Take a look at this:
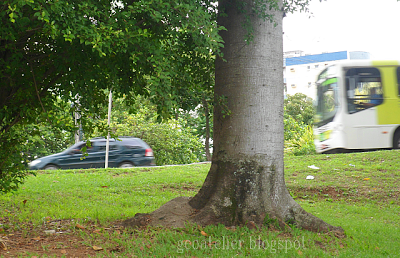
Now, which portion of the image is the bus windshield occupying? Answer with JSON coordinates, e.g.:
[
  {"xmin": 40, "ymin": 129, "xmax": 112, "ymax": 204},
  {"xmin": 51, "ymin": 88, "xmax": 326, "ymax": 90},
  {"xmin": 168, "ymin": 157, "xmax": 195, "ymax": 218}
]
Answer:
[{"xmin": 315, "ymin": 77, "xmax": 339, "ymax": 127}]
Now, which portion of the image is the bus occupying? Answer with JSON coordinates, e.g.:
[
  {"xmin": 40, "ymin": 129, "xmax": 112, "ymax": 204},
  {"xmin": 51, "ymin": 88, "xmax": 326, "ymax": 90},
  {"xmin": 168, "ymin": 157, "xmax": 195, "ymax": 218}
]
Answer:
[{"xmin": 314, "ymin": 60, "xmax": 400, "ymax": 153}]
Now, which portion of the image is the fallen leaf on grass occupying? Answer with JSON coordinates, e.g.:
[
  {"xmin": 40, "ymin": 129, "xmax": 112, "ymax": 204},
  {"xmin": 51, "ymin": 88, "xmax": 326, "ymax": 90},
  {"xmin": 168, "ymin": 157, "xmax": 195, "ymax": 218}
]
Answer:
[
  {"xmin": 32, "ymin": 236, "xmax": 41, "ymax": 241},
  {"xmin": 334, "ymin": 232, "xmax": 346, "ymax": 238},
  {"xmin": 101, "ymin": 186, "xmax": 108, "ymax": 188},
  {"xmin": 363, "ymin": 178, "xmax": 370, "ymax": 181},
  {"xmin": 0, "ymin": 240, "xmax": 7, "ymax": 251},
  {"xmin": 22, "ymin": 200, "xmax": 27, "ymax": 205},
  {"xmin": 75, "ymin": 224, "xmax": 86, "ymax": 229},
  {"xmin": 225, "ymin": 226, "xmax": 236, "ymax": 231},
  {"xmin": 246, "ymin": 221, "xmax": 257, "ymax": 230},
  {"xmin": 60, "ymin": 250, "xmax": 67, "ymax": 254},
  {"xmin": 93, "ymin": 246, "xmax": 103, "ymax": 251},
  {"xmin": 200, "ymin": 231, "xmax": 208, "ymax": 237}
]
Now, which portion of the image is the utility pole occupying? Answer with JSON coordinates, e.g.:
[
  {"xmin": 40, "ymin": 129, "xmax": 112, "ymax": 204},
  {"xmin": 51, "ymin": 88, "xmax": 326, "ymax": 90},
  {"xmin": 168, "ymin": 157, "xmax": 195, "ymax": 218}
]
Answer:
[{"xmin": 105, "ymin": 89, "xmax": 112, "ymax": 168}]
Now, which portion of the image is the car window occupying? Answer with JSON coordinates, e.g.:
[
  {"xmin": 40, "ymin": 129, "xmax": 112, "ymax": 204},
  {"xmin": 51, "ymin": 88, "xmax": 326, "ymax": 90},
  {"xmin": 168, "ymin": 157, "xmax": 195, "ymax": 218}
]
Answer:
[
  {"xmin": 70, "ymin": 142, "xmax": 95, "ymax": 153},
  {"xmin": 122, "ymin": 139, "xmax": 148, "ymax": 149},
  {"xmin": 124, "ymin": 145, "xmax": 142, "ymax": 149},
  {"xmin": 84, "ymin": 137, "xmax": 150, "ymax": 152},
  {"xmin": 97, "ymin": 144, "xmax": 118, "ymax": 151}
]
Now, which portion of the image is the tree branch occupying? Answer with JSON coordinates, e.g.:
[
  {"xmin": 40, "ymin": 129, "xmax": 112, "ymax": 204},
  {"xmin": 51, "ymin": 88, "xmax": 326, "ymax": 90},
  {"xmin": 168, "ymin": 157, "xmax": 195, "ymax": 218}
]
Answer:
[{"xmin": 30, "ymin": 63, "xmax": 46, "ymax": 112}]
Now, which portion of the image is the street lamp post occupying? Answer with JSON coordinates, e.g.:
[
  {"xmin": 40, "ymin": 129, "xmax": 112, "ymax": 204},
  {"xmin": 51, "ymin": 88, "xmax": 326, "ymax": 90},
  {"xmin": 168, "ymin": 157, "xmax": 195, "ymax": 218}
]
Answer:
[{"xmin": 105, "ymin": 89, "xmax": 112, "ymax": 168}]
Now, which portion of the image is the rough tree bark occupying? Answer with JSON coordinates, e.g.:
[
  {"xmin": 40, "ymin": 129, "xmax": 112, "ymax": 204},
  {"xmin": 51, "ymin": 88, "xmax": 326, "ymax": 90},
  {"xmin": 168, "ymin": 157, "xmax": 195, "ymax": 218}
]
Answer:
[{"xmin": 123, "ymin": 0, "xmax": 344, "ymax": 234}]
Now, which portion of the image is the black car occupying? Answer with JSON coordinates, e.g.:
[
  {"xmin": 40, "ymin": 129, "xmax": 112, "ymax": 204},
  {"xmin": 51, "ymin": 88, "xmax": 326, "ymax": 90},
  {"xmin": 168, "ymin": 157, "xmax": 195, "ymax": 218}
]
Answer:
[{"xmin": 28, "ymin": 137, "xmax": 155, "ymax": 170}]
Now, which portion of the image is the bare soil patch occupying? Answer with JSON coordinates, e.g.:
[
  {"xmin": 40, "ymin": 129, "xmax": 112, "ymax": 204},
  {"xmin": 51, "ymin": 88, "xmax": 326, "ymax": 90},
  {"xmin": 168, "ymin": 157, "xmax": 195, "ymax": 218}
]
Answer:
[
  {"xmin": 289, "ymin": 185, "xmax": 400, "ymax": 204},
  {"xmin": 1, "ymin": 219, "xmax": 123, "ymax": 257}
]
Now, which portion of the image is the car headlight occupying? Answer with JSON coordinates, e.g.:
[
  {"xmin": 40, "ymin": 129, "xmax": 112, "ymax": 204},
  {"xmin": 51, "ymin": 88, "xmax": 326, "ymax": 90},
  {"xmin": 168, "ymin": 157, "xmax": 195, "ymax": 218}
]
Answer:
[{"xmin": 29, "ymin": 159, "xmax": 42, "ymax": 166}]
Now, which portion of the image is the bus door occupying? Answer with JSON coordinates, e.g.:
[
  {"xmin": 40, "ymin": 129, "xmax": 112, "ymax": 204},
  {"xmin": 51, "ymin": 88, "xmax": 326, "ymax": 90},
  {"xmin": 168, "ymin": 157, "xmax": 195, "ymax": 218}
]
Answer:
[
  {"xmin": 344, "ymin": 67, "xmax": 386, "ymax": 149},
  {"xmin": 373, "ymin": 65, "xmax": 400, "ymax": 146}
]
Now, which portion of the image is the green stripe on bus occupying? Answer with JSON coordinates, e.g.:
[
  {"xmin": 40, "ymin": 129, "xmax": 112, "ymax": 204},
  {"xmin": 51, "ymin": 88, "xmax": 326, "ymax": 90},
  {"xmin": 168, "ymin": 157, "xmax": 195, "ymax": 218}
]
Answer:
[{"xmin": 322, "ymin": 78, "xmax": 337, "ymax": 86}]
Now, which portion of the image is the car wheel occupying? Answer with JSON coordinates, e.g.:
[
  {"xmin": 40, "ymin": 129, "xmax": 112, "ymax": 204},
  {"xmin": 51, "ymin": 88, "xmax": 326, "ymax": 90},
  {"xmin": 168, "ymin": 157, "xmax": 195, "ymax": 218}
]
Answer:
[
  {"xmin": 119, "ymin": 162, "xmax": 134, "ymax": 168},
  {"xmin": 43, "ymin": 164, "xmax": 59, "ymax": 170},
  {"xmin": 393, "ymin": 131, "xmax": 400, "ymax": 149}
]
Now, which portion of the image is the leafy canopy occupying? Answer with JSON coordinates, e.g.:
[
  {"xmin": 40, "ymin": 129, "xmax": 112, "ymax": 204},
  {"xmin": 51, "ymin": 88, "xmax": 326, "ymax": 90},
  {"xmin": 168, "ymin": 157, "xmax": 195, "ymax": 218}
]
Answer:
[{"xmin": 0, "ymin": 0, "xmax": 222, "ymax": 192}]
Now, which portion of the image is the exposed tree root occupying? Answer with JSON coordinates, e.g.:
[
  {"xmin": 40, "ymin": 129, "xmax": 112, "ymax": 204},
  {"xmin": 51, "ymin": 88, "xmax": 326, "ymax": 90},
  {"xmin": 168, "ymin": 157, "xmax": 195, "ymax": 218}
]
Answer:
[
  {"xmin": 122, "ymin": 197, "xmax": 194, "ymax": 228},
  {"xmin": 289, "ymin": 204, "xmax": 344, "ymax": 235},
  {"xmin": 122, "ymin": 196, "xmax": 345, "ymax": 237}
]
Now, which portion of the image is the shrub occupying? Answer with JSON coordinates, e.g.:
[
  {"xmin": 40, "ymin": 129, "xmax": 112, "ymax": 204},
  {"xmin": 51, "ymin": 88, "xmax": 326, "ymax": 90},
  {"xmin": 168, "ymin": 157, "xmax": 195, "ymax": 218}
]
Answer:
[
  {"xmin": 284, "ymin": 108, "xmax": 304, "ymax": 141},
  {"xmin": 284, "ymin": 93, "xmax": 316, "ymax": 155},
  {"xmin": 111, "ymin": 105, "xmax": 205, "ymax": 166},
  {"xmin": 285, "ymin": 125, "xmax": 316, "ymax": 156}
]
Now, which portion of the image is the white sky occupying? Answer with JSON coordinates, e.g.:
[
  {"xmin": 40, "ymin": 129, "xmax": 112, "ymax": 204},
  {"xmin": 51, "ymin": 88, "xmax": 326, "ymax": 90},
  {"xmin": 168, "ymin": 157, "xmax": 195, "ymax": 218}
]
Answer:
[{"xmin": 283, "ymin": 0, "xmax": 400, "ymax": 59}]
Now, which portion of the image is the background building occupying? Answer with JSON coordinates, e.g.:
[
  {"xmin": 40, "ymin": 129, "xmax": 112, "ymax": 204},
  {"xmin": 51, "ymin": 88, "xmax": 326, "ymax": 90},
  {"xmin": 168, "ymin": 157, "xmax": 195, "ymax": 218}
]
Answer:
[{"xmin": 284, "ymin": 50, "xmax": 370, "ymax": 99}]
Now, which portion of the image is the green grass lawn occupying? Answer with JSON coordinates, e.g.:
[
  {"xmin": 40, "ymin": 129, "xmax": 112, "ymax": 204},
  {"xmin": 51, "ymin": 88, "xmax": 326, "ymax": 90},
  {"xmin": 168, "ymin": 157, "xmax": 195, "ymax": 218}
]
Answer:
[{"xmin": 1, "ymin": 150, "xmax": 400, "ymax": 257}]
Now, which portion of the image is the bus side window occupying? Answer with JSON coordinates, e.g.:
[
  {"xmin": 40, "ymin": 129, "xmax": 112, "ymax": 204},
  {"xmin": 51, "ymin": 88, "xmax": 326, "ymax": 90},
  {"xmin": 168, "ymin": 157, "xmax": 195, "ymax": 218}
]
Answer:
[
  {"xmin": 345, "ymin": 67, "xmax": 383, "ymax": 113},
  {"xmin": 346, "ymin": 77, "xmax": 357, "ymax": 113},
  {"xmin": 397, "ymin": 67, "xmax": 400, "ymax": 96}
]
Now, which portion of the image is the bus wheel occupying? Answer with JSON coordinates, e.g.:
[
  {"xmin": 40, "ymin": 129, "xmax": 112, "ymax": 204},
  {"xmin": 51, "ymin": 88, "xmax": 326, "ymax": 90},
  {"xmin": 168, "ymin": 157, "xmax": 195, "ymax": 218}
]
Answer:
[{"xmin": 393, "ymin": 131, "xmax": 400, "ymax": 149}]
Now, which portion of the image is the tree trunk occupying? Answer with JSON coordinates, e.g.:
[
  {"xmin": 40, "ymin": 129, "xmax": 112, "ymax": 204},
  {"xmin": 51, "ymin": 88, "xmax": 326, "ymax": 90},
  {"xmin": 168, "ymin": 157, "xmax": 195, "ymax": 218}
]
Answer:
[
  {"xmin": 188, "ymin": 0, "xmax": 343, "ymax": 233},
  {"xmin": 123, "ymin": 0, "xmax": 343, "ymax": 234}
]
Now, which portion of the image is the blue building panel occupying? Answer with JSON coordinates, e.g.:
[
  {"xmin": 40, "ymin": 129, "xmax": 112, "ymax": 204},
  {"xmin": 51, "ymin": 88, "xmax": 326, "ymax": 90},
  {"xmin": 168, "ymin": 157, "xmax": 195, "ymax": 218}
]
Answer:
[{"xmin": 285, "ymin": 51, "xmax": 348, "ymax": 66}]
